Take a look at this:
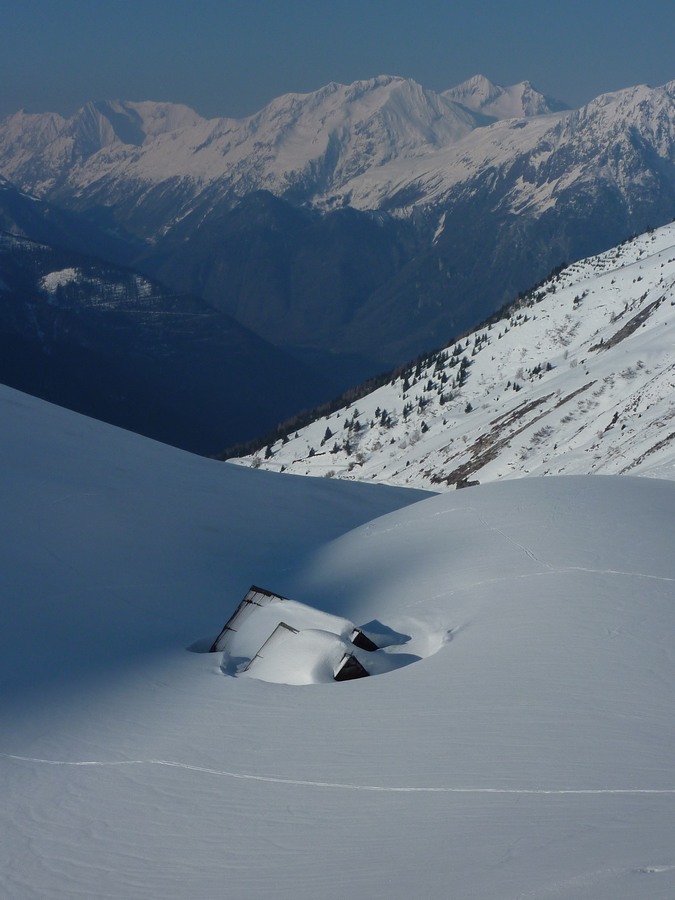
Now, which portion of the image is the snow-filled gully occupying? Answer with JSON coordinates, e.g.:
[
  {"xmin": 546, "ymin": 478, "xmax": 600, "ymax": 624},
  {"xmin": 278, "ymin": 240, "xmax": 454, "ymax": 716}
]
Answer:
[{"xmin": 4, "ymin": 754, "xmax": 675, "ymax": 795}]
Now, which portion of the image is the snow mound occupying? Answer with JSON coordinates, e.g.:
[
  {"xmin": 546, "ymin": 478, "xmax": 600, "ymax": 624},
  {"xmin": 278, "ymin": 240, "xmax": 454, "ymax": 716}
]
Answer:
[{"xmin": 242, "ymin": 626, "xmax": 361, "ymax": 685}]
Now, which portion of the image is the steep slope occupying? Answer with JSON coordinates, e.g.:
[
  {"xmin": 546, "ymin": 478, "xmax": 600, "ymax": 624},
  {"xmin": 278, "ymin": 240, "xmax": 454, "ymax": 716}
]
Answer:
[
  {"xmin": 1, "ymin": 385, "xmax": 674, "ymax": 899},
  {"xmin": 231, "ymin": 223, "xmax": 675, "ymax": 486},
  {"xmin": 0, "ymin": 231, "xmax": 336, "ymax": 454}
]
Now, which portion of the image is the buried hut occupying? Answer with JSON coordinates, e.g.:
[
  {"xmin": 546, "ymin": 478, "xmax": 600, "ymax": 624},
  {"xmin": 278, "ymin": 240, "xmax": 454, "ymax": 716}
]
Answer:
[{"xmin": 210, "ymin": 585, "xmax": 377, "ymax": 682}]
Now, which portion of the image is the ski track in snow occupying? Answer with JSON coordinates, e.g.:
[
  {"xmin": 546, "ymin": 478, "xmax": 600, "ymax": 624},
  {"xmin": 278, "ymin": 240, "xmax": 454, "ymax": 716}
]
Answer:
[
  {"xmin": 473, "ymin": 509, "xmax": 555, "ymax": 570},
  {"xmin": 472, "ymin": 507, "xmax": 675, "ymax": 584},
  {"xmin": 3, "ymin": 754, "xmax": 675, "ymax": 795}
]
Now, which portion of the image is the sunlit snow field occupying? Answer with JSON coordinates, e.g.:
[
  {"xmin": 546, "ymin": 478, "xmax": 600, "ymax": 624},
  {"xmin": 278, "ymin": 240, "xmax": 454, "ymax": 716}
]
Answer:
[{"xmin": 1, "ymin": 383, "xmax": 675, "ymax": 899}]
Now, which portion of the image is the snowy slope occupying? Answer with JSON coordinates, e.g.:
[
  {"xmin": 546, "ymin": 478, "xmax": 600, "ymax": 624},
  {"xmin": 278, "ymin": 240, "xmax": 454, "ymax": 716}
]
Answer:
[
  {"xmin": 232, "ymin": 223, "xmax": 675, "ymax": 488},
  {"xmin": 1, "ymin": 384, "xmax": 674, "ymax": 899}
]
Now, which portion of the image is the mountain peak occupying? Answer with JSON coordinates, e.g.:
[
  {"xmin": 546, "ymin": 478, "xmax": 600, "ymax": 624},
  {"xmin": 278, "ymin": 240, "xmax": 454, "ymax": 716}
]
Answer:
[
  {"xmin": 444, "ymin": 75, "xmax": 568, "ymax": 120},
  {"xmin": 451, "ymin": 74, "xmax": 500, "ymax": 98},
  {"xmin": 72, "ymin": 98, "xmax": 205, "ymax": 149}
]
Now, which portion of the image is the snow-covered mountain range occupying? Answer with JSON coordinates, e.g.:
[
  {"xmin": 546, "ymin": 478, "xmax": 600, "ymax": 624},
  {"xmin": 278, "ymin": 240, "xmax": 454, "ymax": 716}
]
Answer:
[
  {"xmin": 0, "ymin": 75, "xmax": 560, "ymax": 233},
  {"xmin": 0, "ymin": 74, "xmax": 668, "ymax": 235},
  {"xmin": 2, "ymin": 74, "xmax": 675, "ymax": 375},
  {"xmin": 231, "ymin": 222, "xmax": 675, "ymax": 487}
]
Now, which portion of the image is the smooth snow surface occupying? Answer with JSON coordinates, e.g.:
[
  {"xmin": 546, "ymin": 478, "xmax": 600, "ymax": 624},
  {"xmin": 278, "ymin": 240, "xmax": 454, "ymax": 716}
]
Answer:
[{"xmin": 1, "ymin": 384, "xmax": 674, "ymax": 899}]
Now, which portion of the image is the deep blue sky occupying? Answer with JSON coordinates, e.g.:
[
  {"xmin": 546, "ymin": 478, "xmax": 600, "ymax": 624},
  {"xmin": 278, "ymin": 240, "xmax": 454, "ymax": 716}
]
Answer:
[{"xmin": 2, "ymin": 0, "xmax": 674, "ymax": 121}]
